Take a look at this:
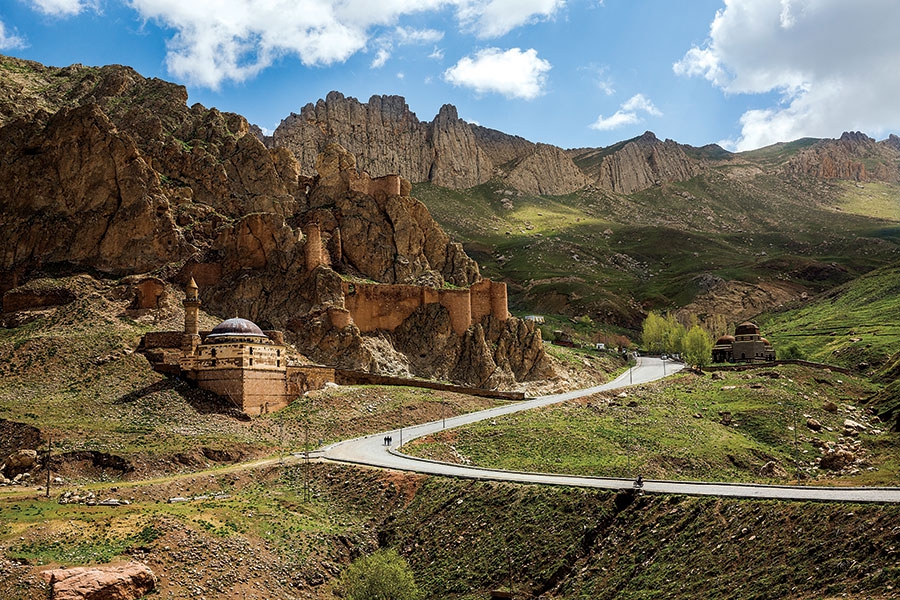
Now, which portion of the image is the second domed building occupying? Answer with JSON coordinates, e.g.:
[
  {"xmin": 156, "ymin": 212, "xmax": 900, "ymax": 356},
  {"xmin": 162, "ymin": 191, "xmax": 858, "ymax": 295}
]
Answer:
[{"xmin": 712, "ymin": 322, "xmax": 775, "ymax": 363}]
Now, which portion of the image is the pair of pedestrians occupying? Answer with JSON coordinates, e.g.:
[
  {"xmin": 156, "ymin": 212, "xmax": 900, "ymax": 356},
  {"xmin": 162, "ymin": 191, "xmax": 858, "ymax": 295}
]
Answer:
[{"xmin": 382, "ymin": 435, "xmax": 393, "ymax": 446}]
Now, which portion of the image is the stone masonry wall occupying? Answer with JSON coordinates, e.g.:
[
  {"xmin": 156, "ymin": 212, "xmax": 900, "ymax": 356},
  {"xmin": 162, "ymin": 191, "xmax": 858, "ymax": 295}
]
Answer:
[
  {"xmin": 195, "ymin": 368, "xmax": 289, "ymax": 415},
  {"xmin": 340, "ymin": 279, "xmax": 508, "ymax": 336}
]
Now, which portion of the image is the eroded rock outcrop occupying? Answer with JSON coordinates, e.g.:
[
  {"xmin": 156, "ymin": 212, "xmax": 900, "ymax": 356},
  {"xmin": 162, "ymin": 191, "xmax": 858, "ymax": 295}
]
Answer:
[
  {"xmin": 42, "ymin": 562, "xmax": 156, "ymax": 600},
  {"xmin": 572, "ymin": 131, "xmax": 703, "ymax": 194},
  {"xmin": 784, "ymin": 131, "xmax": 900, "ymax": 182},
  {"xmin": 0, "ymin": 55, "xmax": 552, "ymax": 388},
  {"xmin": 272, "ymin": 91, "xmax": 587, "ymax": 195}
]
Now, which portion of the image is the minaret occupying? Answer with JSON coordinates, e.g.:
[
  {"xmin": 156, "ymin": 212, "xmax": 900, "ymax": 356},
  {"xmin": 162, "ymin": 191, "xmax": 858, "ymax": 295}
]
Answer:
[{"xmin": 182, "ymin": 278, "xmax": 201, "ymax": 355}]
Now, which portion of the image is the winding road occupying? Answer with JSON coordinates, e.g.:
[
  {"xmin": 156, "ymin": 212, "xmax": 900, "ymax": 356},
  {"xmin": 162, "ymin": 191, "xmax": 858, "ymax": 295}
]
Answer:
[{"xmin": 323, "ymin": 357, "xmax": 900, "ymax": 504}]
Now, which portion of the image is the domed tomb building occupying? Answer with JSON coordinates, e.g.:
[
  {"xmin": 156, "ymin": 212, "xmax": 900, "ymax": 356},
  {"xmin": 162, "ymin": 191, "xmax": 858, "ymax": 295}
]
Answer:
[
  {"xmin": 141, "ymin": 279, "xmax": 334, "ymax": 415},
  {"xmin": 712, "ymin": 322, "xmax": 775, "ymax": 363}
]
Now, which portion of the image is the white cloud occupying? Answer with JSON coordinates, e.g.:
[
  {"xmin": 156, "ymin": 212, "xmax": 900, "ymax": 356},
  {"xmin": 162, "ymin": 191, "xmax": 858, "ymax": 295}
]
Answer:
[
  {"xmin": 393, "ymin": 26, "xmax": 443, "ymax": 45},
  {"xmin": 28, "ymin": 0, "xmax": 98, "ymax": 16},
  {"xmin": 675, "ymin": 0, "xmax": 900, "ymax": 150},
  {"xmin": 123, "ymin": 0, "xmax": 564, "ymax": 89},
  {"xmin": 371, "ymin": 48, "xmax": 391, "ymax": 68},
  {"xmin": 456, "ymin": 0, "xmax": 566, "ymax": 38},
  {"xmin": 622, "ymin": 93, "xmax": 661, "ymax": 116},
  {"xmin": 429, "ymin": 46, "xmax": 445, "ymax": 60},
  {"xmin": 590, "ymin": 93, "xmax": 661, "ymax": 131},
  {"xmin": 443, "ymin": 47, "xmax": 551, "ymax": 100},
  {"xmin": 590, "ymin": 111, "xmax": 640, "ymax": 131},
  {"xmin": 0, "ymin": 21, "xmax": 26, "ymax": 49}
]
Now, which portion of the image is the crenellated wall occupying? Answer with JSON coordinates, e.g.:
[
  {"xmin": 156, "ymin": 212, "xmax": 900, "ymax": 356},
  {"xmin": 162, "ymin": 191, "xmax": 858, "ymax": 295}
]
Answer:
[{"xmin": 340, "ymin": 279, "xmax": 508, "ymax": 336}]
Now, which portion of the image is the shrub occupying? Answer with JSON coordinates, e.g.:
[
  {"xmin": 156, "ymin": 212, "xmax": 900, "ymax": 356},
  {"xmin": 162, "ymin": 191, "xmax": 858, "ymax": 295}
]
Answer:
[{"xmin": 339, "ymin": 548, "xmax": 422, "ymax": 600}]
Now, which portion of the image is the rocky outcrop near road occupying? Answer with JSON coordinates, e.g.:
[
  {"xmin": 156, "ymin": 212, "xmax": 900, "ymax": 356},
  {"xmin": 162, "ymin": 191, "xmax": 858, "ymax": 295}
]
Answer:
[{"xmin": 0, "ymin": 55, "xmax": 548, "ymax": 387}]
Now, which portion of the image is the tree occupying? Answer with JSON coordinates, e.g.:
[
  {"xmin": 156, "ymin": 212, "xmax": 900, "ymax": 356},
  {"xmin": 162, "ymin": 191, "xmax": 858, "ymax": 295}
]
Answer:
[
  {"xmin": 663, "ymin": 312, "xmax": 687, "ymax": 355},
  {"xmin": 641, "ymin": 311, "xmax": 667, "ymax": 354},
  {"xmin": 683, "ymin": 325, "xmax": 713, "ymax": 371},
  {"xmin": 339, "ymin": 548, "xmax": 422, "ymax": 600}
]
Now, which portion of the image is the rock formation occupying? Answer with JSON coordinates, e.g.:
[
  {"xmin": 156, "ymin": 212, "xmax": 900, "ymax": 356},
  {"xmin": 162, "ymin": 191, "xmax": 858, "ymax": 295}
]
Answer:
[
  {"xmin": 0, "ymin": 55, "xmax": 551, "ymax": 388},
  {"xmin": 271, "ymin": 91, "xmax": 588, "ymax": 196},
  {"xmin": 784, "ymin": 131, "xmax": 900, "ymax": 183},
  {"xmin": 571, "ymin": 131, "xmax": 704, "ymax": 194},
  {"xmin": 42, "ymin": 562, "xmax": 156, "ymax": 600}
]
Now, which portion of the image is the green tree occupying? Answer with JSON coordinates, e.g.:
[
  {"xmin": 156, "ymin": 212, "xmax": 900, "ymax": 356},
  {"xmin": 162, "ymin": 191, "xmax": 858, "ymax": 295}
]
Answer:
[
  {"xmin": 663, "ymin": 312, "xmax": 687, "ymax": 355},
  {"xmin": 641, "ymin": 311, "xmax": 667, "ymax": 354},
  {"xmin": 339, "ymin": 548, "xmax": 422, "ymax": 600},
  {"xmin": 683, "ymin": 325, "xmax": 713, "ymax": 371}
]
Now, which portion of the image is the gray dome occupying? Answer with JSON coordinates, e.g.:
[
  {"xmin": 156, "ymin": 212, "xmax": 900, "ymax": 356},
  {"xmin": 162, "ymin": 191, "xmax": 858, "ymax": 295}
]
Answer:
[{"xmin": 206, "ymin": 317, "xmax": 268, "ymax": 342}]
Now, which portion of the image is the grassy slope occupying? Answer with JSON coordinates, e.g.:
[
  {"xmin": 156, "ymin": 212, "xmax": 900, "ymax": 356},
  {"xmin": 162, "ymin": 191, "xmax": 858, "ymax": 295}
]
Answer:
[
  {"xmin": 2, "ymin": 282, "xmax": 899, "ymax": 598},
  {"xmin": 414, "ymin": 165, "xmax": 900, "ymax": 335},
  {"xmin": 407, "ymin": 365, "xmax": 898, "ymax": 486},
  {"xmin": 4, "ymin": 465, "xmax": 899, "ymax": 600},
  {"xmin": 759, "ymin": 261, "xmax": 900, "ymax": 371}
]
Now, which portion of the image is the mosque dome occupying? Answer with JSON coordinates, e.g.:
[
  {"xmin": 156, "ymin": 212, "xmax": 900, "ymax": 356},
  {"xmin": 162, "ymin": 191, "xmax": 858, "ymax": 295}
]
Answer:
[
  {"xmin": 715, "ymin": 335, "xmax": 735, "ymax": 345},
  {"xmin": 734, "ymin": 322, "xmax": 760, "ymax": 336},
  {"xmin": 206, "ymin": 317, "xmax": 268, "ymax": 342}
]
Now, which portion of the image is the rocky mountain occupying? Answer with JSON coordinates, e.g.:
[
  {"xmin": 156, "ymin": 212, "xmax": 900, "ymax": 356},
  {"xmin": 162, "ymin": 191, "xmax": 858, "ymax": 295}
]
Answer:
[
  {"xmin": 272, "ymin": 92, "xmax": 588, "ymax": 196},
  {"xmin": 783, "ymin": 131, "xmax": 900, "ymax": 182},
  {"xmin": 570, "ymin": 131, "xmax": 704, "ymax": 194},
  {"xmin": 0, "ymin": 55, "xmax": 550, "ymax": 387}
]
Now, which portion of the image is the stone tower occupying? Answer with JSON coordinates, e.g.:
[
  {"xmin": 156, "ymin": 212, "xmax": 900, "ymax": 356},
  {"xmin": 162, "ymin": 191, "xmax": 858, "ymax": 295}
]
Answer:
[{"xmin": 182, "ymin": 278, "xmax": 201, "ymax": 354}]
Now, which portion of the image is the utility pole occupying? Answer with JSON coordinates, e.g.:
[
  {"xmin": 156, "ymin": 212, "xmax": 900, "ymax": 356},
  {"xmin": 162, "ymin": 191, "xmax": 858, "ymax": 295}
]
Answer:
[
  {"xmin": 45, "ymin": 437, "xmax": 51, "ymax": 498},
  {"xmin": 304, "ymin": 396, "xmax": 311, "ymax": 503}
]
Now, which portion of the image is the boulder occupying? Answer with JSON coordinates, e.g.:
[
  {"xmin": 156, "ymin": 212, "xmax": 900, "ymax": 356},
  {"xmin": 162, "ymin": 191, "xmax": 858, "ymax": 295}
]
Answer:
[
  {"xmin": 806, "ymin": 418, "xmax": 822, "ymax": 432},
  {"xmin": 42, "ymin": 562, "xmax": 156, "ymax": 600},
  {"xmin": 2, "ymin": 449, "xmax": 38, "ymax": 478},
  {"xmin": 819, "ymin": 449, "xmax": 856, "ymax": 471},
  {"xmin": 759, "ymin": 461, "xmax": 788, "ymax": 479}
]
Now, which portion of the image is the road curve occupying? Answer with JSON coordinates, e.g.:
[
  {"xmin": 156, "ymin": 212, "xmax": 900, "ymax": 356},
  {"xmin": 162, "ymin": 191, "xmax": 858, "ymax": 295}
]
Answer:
[{"xmin": 323, "ymin": 357, "xmax": 900, "ymax": 504}]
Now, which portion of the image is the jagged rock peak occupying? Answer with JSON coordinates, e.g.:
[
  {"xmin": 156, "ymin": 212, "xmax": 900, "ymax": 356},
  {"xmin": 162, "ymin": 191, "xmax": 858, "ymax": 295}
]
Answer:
[
  {"xmin": 784, "ymin": 131, "xmax": 900, "ymax": 183},
  {"xmin": 885, "ymin": 134, "xmax": 900, "ymax": 152},
  {"xmin": 839, "ymin": 131, "xmax": 875, "ymax": 145},
  {"xmin": 271, "ymin": 91, "xmax": 592, "ymax": 195},
  {"xmin": 436, "ymin": 103, "xmax": 460, "ymax": 121},
  {"xmin": 571, "ymin": 130, "xmax": 703, "ymax": 194}
]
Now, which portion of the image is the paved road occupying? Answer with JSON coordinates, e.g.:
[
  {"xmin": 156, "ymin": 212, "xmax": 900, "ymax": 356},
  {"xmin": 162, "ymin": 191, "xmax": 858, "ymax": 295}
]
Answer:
[{"xmin": 323, "ymin": 357, "xmax": 900, "ymax": 504}]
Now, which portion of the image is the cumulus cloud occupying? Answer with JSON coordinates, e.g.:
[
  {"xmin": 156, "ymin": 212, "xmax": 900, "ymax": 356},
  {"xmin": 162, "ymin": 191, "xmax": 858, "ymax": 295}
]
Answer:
[
  {"xmin": 674, "ymin": 0, "xmax": 900, "ymax": 150},
  {"xmin": 120, "ymin": 1, "xmax": 565, "ymax": 89},
  {"xmin": 371, "ymin": 48, "xmax": 391, "ymax": 69},
  {"xmin": 590, "ymin": 93, "xmax": 661, "ymax": 131},
  {"xmin": 0, "ymin": 21, "xmax": 26, "ymax": 50},
  {"xmin": 456, "ymin": 0, "xmax": 566, "ymax": 38},
  {"xmin": 443, "ymin": 47, "xmax": 551, "ymax": 99},
  {"xmin": 28, "ymin": 0, "xmax": 98, "ymax": 16}
]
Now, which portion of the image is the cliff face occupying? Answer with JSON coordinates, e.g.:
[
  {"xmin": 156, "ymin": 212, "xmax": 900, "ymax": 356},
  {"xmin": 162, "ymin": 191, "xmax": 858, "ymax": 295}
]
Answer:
[
  {"xmin": 271, "ymin": 92, "xmax": 589, "ymax": 196},
  {"xmin": 784, "ymin": 131, "xmax": 900, "ymax": 182},
  {"xmin": 571, "ymin": 132, "xmax": 704, "ymax": 194},
  {"xmin": 0, "ymin": 55, "xmax": 549, "ymax": 387}
]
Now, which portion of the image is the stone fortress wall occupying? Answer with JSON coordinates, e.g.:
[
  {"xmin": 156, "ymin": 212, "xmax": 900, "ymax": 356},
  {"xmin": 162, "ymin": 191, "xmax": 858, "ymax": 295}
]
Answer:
[{"xmin": 340, "ymin": 278, "xmax": 508, "ymax": 336}]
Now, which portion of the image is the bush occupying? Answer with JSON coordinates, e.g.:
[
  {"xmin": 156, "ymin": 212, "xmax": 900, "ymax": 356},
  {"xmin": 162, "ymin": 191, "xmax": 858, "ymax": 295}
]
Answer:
[{"xmin": 339, "ymin": 548, "xmax": 422, "ymax": 600}]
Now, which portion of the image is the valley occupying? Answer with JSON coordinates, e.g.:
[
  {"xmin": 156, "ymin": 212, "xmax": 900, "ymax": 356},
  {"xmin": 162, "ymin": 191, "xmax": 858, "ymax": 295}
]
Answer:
[{"xmin": 1, "ymin": 53, "xmax": 900, "ymax": 599}]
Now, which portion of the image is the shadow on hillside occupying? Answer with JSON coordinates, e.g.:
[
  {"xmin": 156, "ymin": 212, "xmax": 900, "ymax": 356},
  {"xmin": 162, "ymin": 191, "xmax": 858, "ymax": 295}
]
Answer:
[{"xmin": 115, "ymin": 377, "xmax": 250, "ymax": 420}]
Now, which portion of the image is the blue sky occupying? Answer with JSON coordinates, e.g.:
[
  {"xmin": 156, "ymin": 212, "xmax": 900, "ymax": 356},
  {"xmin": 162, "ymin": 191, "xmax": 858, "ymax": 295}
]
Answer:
[{"xmin": 2, "ymin": 0, "xmax": 899, "ymax": 151}]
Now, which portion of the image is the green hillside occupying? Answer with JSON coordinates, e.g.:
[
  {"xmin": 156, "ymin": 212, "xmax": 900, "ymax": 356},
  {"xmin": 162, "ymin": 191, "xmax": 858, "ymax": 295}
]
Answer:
[
  {"xmin": 760, "ymin": 261, "xmax": 900, "ymax": 371},
  {"xmin": 415, "ymin": 168, "xmax": 900, "ymax": 335}
]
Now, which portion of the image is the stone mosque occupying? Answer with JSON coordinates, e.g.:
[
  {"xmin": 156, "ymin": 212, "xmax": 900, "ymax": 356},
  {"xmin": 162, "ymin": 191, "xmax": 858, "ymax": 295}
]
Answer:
[
  {"xmin": 141, "ymin": 278, "xmax": 332, "ymax": 416},
  {"xmin": 712, "ymin": 322, "xmax": 776, "ymax": 363}
]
